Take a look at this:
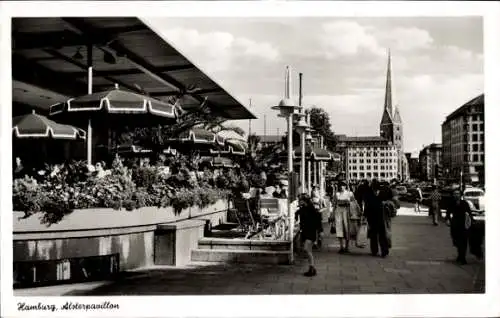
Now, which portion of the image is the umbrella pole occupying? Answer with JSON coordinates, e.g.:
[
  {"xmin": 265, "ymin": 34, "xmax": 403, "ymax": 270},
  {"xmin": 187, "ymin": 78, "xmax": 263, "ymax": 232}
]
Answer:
[{"xmin": 86, "ymin": 44, "xmax": 93, "ymax": 167}]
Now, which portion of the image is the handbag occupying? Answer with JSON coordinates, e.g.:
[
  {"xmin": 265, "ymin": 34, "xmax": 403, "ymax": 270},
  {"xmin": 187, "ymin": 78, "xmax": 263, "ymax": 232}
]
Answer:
[
  {"xmin": 355, "ymin": 219, "xmax": 368, "ymax": 248},
  {"xmin": 465, "ymin": 212, "xmax": 472, "ymax": 230},
  {"xmin": 349, "ymin": 200, "xmax": 362, "ymax": 220},
  {"xmin": 330, "ymin": 224, "xmax": 336, "ymax": 234}
]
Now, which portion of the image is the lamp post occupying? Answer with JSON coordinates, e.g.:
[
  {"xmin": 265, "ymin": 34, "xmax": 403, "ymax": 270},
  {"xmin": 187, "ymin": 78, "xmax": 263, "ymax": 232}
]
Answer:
[
  {"xmin": 312, "ymin": 135, "xmax": 318, "ymax": 187},
  {"xmin": 272, "ymin": 66, "xmax": 301, "ymax": 264},
  {"xmin": 295, "ymin": 113, "xmax": 309, "ymax": 194},
  {"xmin": 306, "ymin": 113, "xmax": 314, "ymax": 194},
  {"xmin": 297, "ymin": 72, "xmax": 307, "ymax": 195}
]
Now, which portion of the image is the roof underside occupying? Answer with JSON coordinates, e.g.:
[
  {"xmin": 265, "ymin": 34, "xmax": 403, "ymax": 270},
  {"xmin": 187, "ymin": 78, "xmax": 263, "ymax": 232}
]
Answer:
[{"xmin": 12, "ymin": 17, "xmax": 256, "ymax": 120}]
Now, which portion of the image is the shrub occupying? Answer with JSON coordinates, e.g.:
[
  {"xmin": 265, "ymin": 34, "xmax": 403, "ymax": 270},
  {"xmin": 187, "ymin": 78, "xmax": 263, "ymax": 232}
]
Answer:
[
  {"xmin": 13, "ymin": 155, "xmax": 231, "ymax": 224},
  {"xmin": 132, "ymin": 166, "xmax": 159, "ymax": 190},
  {"xmin": 171, "ymin": 188, "xmax": 197, "ymax": 214},
  {"xmin": 13, "ymin": 177, "xmax": 44, "ymax": 218}
]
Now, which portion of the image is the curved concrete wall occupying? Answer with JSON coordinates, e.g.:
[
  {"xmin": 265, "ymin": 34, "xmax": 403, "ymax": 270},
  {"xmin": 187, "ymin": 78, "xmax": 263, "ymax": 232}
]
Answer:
[{"xmin": 13, "ymin": 200, "xmax": 228, "ymax": 271}]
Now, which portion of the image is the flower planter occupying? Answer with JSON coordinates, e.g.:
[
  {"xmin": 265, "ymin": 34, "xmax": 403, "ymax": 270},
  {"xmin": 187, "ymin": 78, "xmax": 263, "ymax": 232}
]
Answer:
[{"xmin": 13, "ymin": 199, "xmax": 229, "ymax": 287}]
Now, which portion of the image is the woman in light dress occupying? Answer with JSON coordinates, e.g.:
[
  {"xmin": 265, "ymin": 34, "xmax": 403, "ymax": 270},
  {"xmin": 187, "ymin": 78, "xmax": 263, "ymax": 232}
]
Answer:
[{"xmin": 331, "ymin": 181, "xmax": 359, "ymax": 253}]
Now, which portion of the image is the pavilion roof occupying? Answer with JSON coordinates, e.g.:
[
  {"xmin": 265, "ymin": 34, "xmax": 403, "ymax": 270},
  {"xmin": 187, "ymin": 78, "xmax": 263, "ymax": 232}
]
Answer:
[{"xmin": 12, "ymin": 17, "xmax": 256, "ymax": 120}]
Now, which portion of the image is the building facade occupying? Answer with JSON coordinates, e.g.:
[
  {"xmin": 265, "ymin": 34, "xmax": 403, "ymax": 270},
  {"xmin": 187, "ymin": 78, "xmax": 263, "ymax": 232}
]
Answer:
[
  {"xmin": 336, "ymin": 136, "xmax": 398, "ymax": 182},
  {"xmin": 441, "ymin": 94, "xmax": 484, "ymax": 185},
  {"xmin": 405, "ymin": 152, "xmax": 420, "ymax": 180},
  {"xmin": 418, "ymin": 143, "xmax": 442, "ymax": 181}
]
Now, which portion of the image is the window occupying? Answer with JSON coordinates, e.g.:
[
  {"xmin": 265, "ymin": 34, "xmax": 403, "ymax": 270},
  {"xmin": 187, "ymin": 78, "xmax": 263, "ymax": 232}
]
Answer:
[
  {"xmin": 374, "ymin": 172, "xmax": 379, "ymax": 178},
  {"xmin": 359, "ymin": 166, "xmax": 364, "ymax": 170},
  {"xmin": 481, "ymin": 144, "xmax": 484, "ymax": 151},
  {"xmin": 464, "ymin": 144, "xmax": 468, "ymax": 152},
  {"xmin": 473, "ymin": 154, "xmax": 479, "ymax": 162},
  {"xmin": 481, "ymin": 154, "xmax": 484, "ymax": 162},
  {"xmin": 481, "ymin": 134, "xmax": 484, "ymax": 141},
  {"xmin": 473, "ymin": 144, "xmax": 479, "ymax": 151},
  {"xmin": 352, "ymin": 166, "xmax": 357, "ymax": 170},
  {"xmin": 381, "ymin": 159, "xmax": 385, "ymax": 163},
  {"xmin": 367, "ymin": 166, "xmax": 371, "ymax": 170},
  {"xmin": 360, "ymin": 159, "xmax": 364, "ymax": 163},
  {"xmin": 381, "ymin": 172, "xmax": 385, "ymax": 178},
  {"xmin": 353, "ymin": 159, "xmax": 357, "ymax": 164},
  {"xmin": 473, "ymin": 124, "xmax": 478, "ymax": 131},
  {"xmin": 367, "ymin": 159, "xmax": 371, "ymax": 163},
  {"xmin": 464, "ymin": 154, "xmax": 468, "ymax": 162},
  {"xmin": 480, "ymin": 123, "xmax": 484, "ymax": 131},
  {"xmin": 463, "ymin": 135, "xmax": 468, "ymax": 142},
  {"xmin": 472, "ymin": 134, "xmax": 478, "ymax": 142},
  {"xmin": 373, "ymin": 159, "xmax": 378, "ymax": 163}
]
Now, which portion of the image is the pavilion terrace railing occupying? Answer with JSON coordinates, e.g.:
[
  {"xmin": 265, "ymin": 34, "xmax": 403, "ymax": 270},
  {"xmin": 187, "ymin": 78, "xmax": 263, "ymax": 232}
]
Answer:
[{"xmin": 227, "ymin": 196, "xmax": 298, "ymax": 241}]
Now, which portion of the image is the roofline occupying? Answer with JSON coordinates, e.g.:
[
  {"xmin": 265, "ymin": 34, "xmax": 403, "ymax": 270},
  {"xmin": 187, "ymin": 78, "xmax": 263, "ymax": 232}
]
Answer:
[
  {"xmin": 140, "ymin": 18, "xmax": 257, "ymax": 120},
  {"xmin": 443, "ymin": 94, "xmax": 484, "ymax": 125}
]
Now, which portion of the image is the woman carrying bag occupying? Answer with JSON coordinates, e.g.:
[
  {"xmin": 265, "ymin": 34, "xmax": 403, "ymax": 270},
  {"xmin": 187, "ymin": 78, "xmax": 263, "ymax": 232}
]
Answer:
[{"xmin": 330, "ymin": 181, "xmax": 361, "ymax": 253}]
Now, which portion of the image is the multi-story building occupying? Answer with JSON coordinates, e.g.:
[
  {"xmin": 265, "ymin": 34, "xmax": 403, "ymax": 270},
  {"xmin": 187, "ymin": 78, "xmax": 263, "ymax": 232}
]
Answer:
[
  {"xmin": 418, "ymin": 143, "xmax": 442, "ymax": 181},
  {"xmin": 405, "ymin": 152, "xmax": 420, "ymax": 180},
  {"xmin": 441, "ymin": 94, "xmax": 484, "ymax": 185},
  {"xmin": 336, "ymin": 136, "xmax": 398, "ymax": 182}
]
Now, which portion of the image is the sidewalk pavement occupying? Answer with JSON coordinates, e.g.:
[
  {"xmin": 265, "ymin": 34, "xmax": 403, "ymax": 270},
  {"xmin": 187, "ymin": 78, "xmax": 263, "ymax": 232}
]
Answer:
[{"xmin": 15, "ymin": 207, "xmax": 484, "ymax": 296}]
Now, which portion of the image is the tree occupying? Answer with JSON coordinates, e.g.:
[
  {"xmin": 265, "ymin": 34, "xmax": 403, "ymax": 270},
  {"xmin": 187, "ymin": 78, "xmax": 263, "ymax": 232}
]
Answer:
[{"xmin": 308, "ymin": 107, "xmax": 336, "ymax": 150}]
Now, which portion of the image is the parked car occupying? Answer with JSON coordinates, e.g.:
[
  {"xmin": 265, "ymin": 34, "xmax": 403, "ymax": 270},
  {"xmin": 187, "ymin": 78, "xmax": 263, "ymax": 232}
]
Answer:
[
  {"xmin": 402, "ymin": 188, "xmax": 419, "ymax": 203},
  {"xmin": 395, "ymin": 185, "xmax": 407, "ymax": 196},
  {"xmin": 463, "ymin": 187, "xmax": 485, "ymax": 212}
]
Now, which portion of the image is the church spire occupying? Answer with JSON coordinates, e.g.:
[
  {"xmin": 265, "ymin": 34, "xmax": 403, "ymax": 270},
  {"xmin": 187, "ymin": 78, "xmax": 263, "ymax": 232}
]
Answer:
[{"xmin": 384, "ymin": 49, "xmax": 393, "ymax": 116}]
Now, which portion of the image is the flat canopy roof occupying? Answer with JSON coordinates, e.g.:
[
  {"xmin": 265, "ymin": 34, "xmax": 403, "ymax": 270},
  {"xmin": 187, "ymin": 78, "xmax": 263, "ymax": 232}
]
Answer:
[{"xmin": 12, "ymin": 17, "xmax": 256, "ymax": 120}]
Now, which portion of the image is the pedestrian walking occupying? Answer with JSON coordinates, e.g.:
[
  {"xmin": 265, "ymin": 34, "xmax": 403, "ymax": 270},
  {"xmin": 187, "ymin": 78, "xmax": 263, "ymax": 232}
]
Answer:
[
  {"xmin": 331, "ymin": 181, "xmax": 357, "ymax": 253},
  {"xmin": 364, "ymin": 180, "xmax": 395, "ymax": 258},
  {"xmin": 445, "ymin": 189, "xmax": 474, "ymax": 265},
  {"xmin": 415, "ymin": 185, "xmax": 423, "ymax": 212},
  {"xmin": 295, "ymin": 194, "xmax": 323, "ymax": 276},
  {"xmin": 429, "ymin": 185, "xmax": 442, "ymax": 226},
  {"xmin": 355, "ymin": 179, "xmax": 370, "ymax": 213}
]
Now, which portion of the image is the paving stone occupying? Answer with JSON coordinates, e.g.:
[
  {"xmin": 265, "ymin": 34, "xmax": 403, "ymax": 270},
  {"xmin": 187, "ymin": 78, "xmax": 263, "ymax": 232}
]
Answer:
[{"xmin": 15, "ymin": 214, "xmax": 485, "ymax": 297}]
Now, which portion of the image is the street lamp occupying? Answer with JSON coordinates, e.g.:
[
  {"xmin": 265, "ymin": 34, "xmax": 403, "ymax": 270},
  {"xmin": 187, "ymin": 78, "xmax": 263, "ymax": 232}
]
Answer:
[
  {"xmin": 271, "ymin": 65, "xmax": 301, "ymax": 264},
  {"xmin": 306, "ymin": 113, "xmax": 314, "ymax": 194},
  {"xmin": 295, "ymin": 112, "xmax": 309, "ymax": 194}
]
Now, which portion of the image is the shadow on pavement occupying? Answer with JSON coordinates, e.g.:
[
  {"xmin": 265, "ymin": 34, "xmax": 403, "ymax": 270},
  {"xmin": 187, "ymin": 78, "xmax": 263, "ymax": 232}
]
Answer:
[{"xmin": 62, "ymin": 262, "xmax": 299, "ymax": 296}]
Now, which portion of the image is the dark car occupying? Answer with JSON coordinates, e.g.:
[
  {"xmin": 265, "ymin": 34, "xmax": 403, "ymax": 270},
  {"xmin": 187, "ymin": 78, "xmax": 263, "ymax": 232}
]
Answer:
[{"xmin": 402, "ymin": 188, "xmax": 418, "ymax": 202}]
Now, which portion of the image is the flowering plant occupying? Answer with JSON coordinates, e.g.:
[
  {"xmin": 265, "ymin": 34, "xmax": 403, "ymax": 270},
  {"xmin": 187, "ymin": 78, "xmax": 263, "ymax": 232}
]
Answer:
[{"xmin": 13, "ymin": 155, "xmax": 232, "ymax": 224}]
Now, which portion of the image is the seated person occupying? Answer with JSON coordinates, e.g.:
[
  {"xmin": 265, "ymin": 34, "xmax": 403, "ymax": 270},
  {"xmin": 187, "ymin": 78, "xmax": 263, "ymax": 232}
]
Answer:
[{"xmin": 278, "ymin": 182, "xmax": 288, "ymax": 198}]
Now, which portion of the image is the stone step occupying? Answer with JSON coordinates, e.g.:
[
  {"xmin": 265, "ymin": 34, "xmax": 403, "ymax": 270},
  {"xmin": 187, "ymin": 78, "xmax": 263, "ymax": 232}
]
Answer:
[
  {"xmin": 191, "ymin": 249, "xmax": 291, "ymax": 265},
  {"xmin": 198, "ymin": 237, "xmax": 290, "ymax": 251}
]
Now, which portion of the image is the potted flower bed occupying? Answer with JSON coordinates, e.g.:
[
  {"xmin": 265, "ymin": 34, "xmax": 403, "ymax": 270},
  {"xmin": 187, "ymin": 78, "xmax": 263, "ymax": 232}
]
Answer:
[{"xmin": 13, "ymin": 157, "xmax": 231, "ymax": 226}]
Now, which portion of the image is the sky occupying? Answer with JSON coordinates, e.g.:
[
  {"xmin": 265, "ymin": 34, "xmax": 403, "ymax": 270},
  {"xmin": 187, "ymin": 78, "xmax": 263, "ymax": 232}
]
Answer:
[{"xmin": 146, "ymin": 17, "xmax": 484, "ymax": 156}]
